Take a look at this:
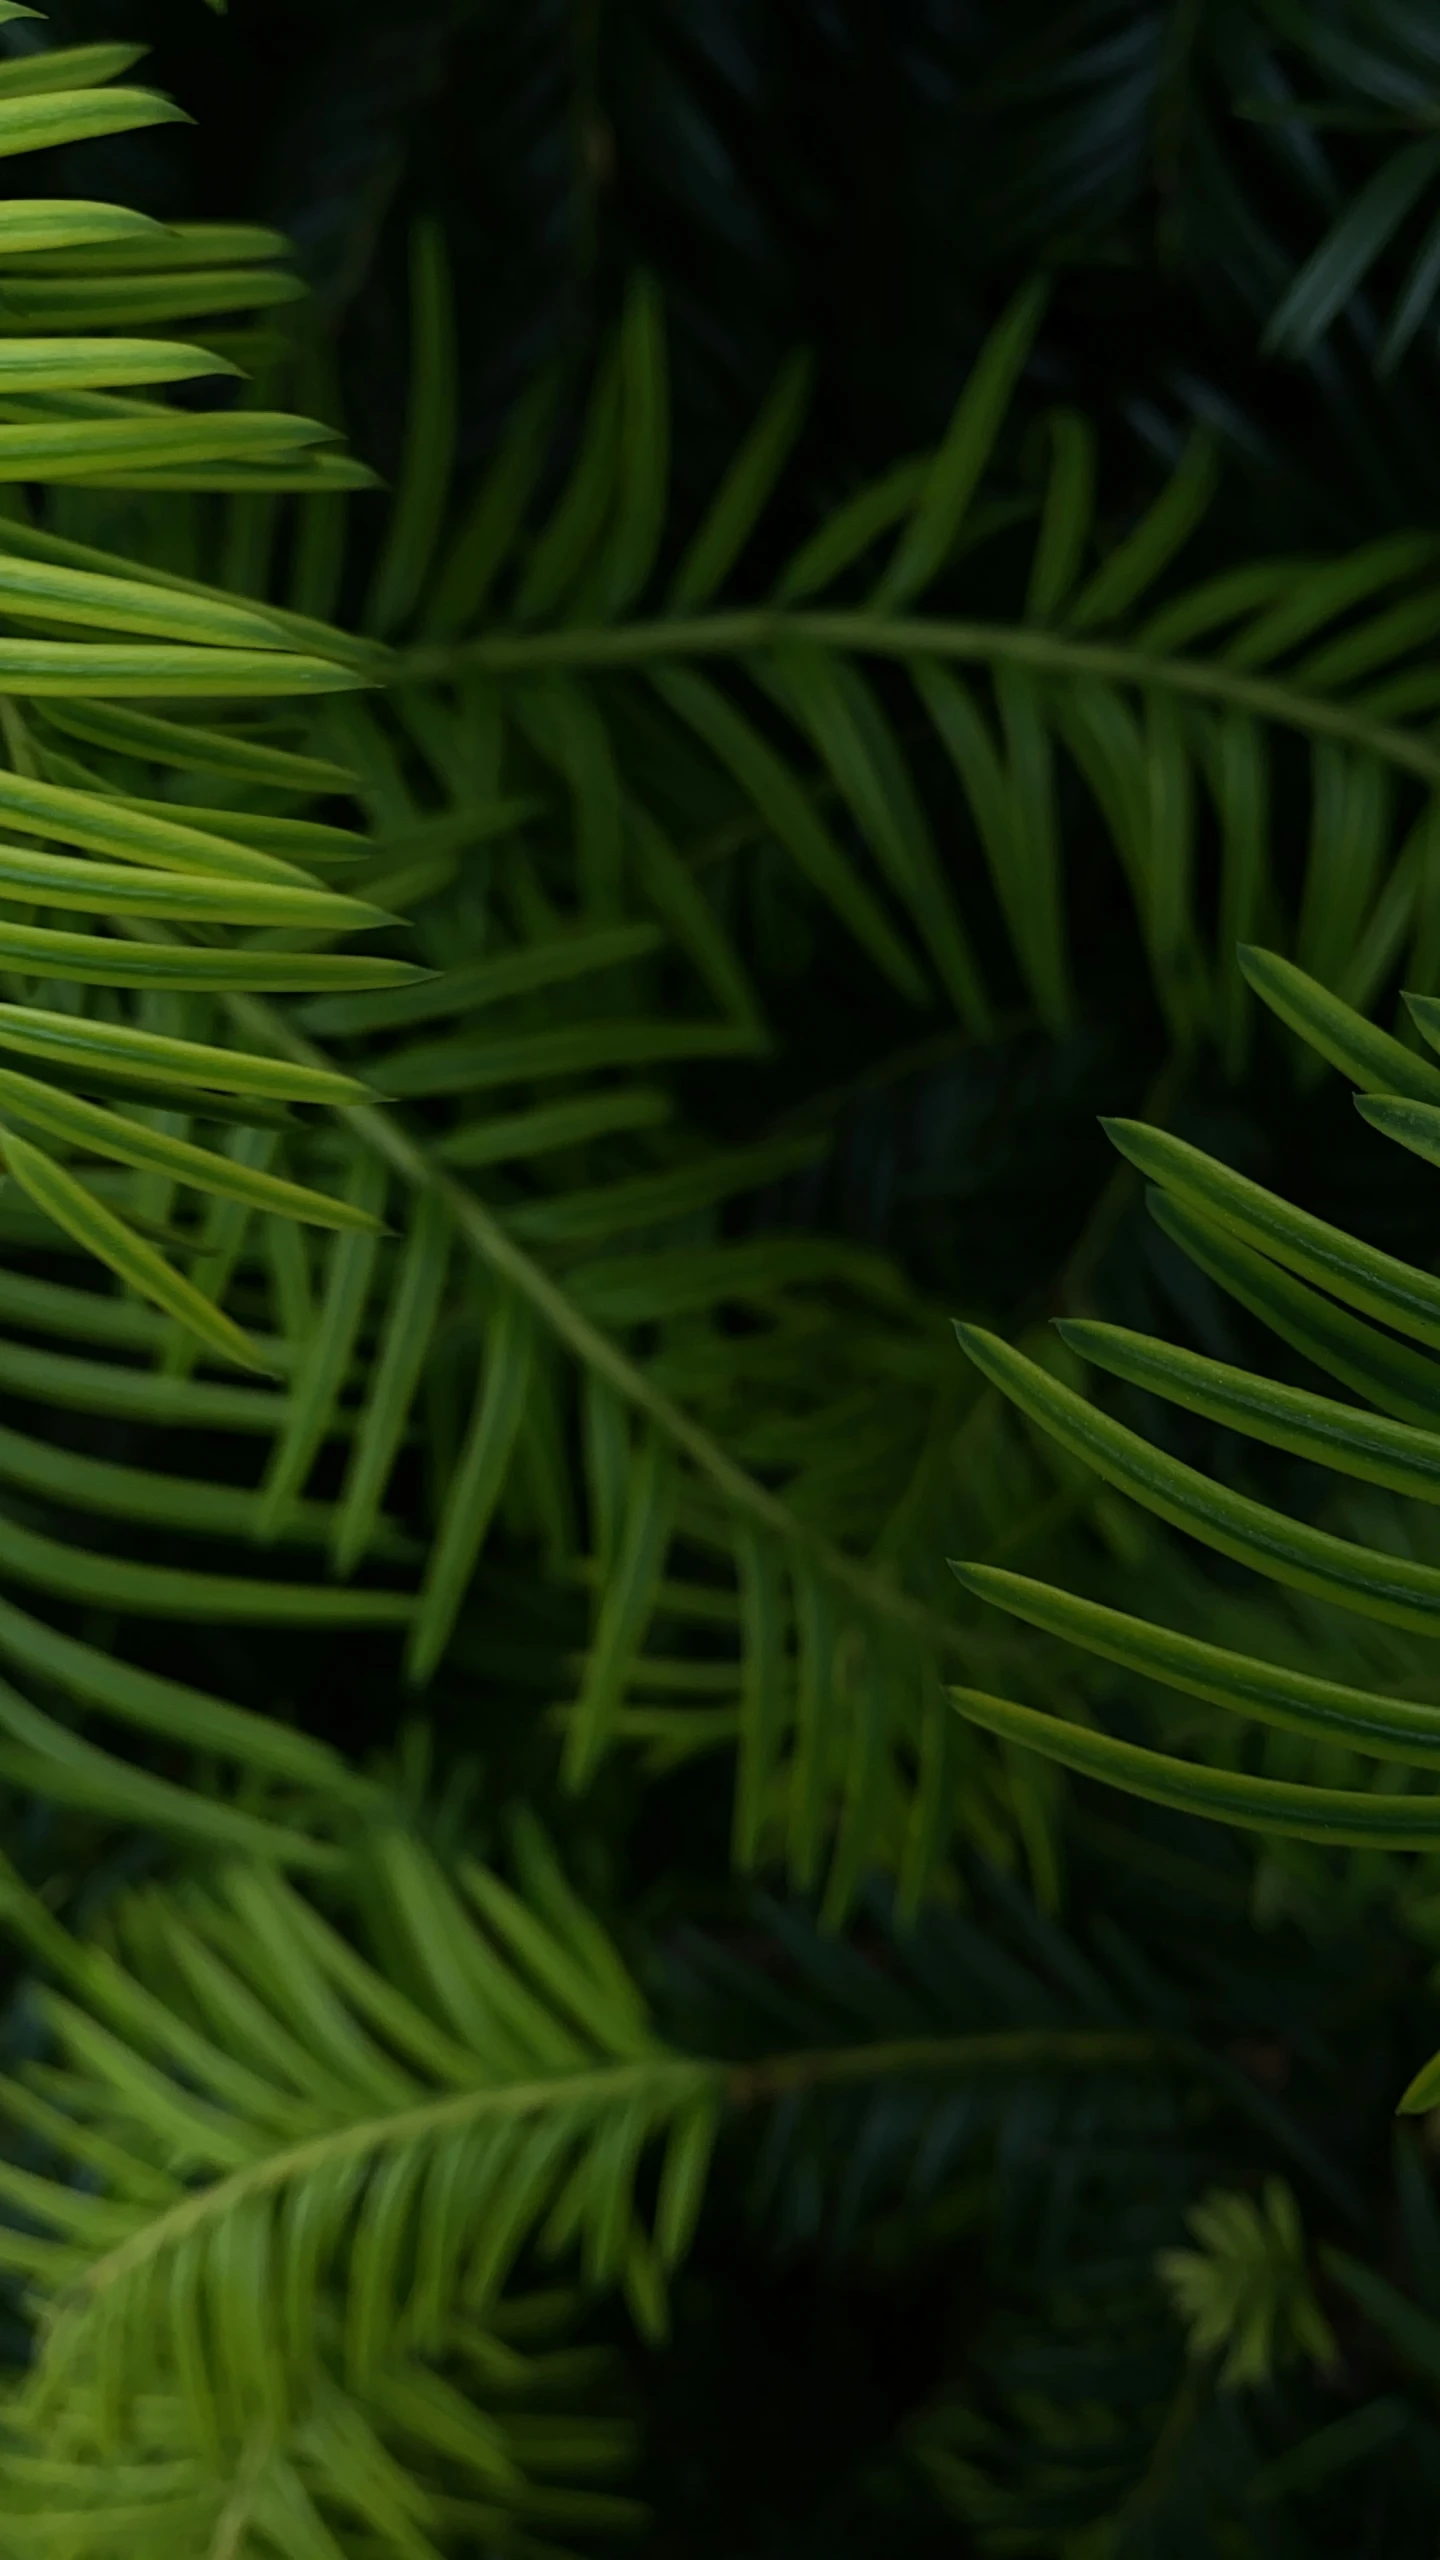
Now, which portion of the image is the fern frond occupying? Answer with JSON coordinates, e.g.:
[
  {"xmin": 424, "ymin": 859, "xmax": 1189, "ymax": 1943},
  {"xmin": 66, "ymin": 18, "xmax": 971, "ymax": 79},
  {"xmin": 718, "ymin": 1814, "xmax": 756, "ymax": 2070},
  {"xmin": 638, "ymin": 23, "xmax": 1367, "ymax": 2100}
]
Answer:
[
  {"xmin": 947, "ymin": 950, "xmax": 1440, "ymax": 2103},
  {"xmin": 0, "ymin": 1820, "xmax": 1150, "ymax": 2487},
  {"xmin": 0, "ymin": 1826, "xmax": 713, "ymax": 2421}
]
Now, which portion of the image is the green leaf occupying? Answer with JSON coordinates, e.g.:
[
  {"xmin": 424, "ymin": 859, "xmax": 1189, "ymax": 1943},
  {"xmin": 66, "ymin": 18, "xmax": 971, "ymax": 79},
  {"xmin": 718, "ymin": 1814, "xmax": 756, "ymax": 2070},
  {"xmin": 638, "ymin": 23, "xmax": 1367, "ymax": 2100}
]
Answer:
[
  {"xmin": 510, "ymin": 676, "xmax": 624, "ymax": 917},
  {"xmin": 1231, "ymin": 944, "xmax": 1440, "ymax": 1110},
  {"xmin": 0, "ymin": 85, "xmax": 187, "ymax": 160},
  {"xmin": 0, "ymin": 1589, "xmax": 361, "ymax": 1786},
  {"xmin": 0, "ymin": 543, "xmax": 325, "ymax": 649},
  {"xmin": 731, "ymin": 1527, "xmax": 786, "ymax": 1872},
  {"xmin": 1380, "ymin": 202, "xmax": 1440, "ymax": 370},
  {"xmin": 822, "ymin": 1647, "xmax": 893, "ymax": 1926},
  {"xmin": 1264, "ymin": 138, "xmax": 1440, "ymax": 356},
  {"xmin": 0, "ymin": 1004, "xmax": 361, "ymax": 1103},
  {"xmin": 0, "ymin": 218, "xmax": 291, "ymax": 271},
  {"xmin": 260, "ymin": 1153, "xmax": 390, "ymax": 1532},
  {"xmin": 434, "ymin": 1088, "xmax": 672, "ymax": 1170},
  {"xmin": 0, "ymin": 1716, "xmax": 337, "ymax": 1868},
  {"xmin": 0, "ymin": 334, "xmax": 235, "ymax": 391},
  {"xmin": 1103, "ymin": 1116, "xmax": 1440, "ymax": 1353},
  {"xmin": 949, "ymin": 1684, "xmax": 1440, "ymax": 1848},
  {"xmin": 652, "ymin": 663, "xmax": 930, "ymax": 1004},
  {"xmin": 570, "ymin": 1233, "xmax": 908, "ymax": 1324},
  {"xmin": 422, "ymin": 371, "xmax": 557, "ymax": 637},
  {"xmin": 898, "ymin": 1676, "xmax": 963, "ymax": 1923},
  {"xmin": 1296, "ymin": 747, "xmax": 1390, "ymax": 1002},
  {"xmin": 1402, "ymin": 988, "xmax": 1440, "ymax": 1065},
  {"xmin": 0, "ymin": 920, "xmax": 421, "ymax": 993},
  {"xmin": 0, "ymin": 268, "xmax": 305, "ymax": 328},
  {"xmin": 1057, "ymin": 1314, "xmax": 1440, "ymax": 1508},
  {"xmin": 911, "ymin": 656, "xmax": 1070, "ymax": 1029},
  {"xmin": 1148, "ymin": 1185, "xmax": 1440, "ymax": 1430},
  {"xmin": 0, "ymin": 1413, "xmax": 396, "ymax": 1558},
  {"xmin": 669, "ymin": 352, "xmax": 811, "ymax": 610},
  {"xmin": 955, "ymin": 1562, "xmax": 1440, "ymax": 1766},
  {"xmin": 370, "ymin": 1016, "xmax": 762, "ymax": 1100},
  {"xmin": 1320, "ymin": 2247, "xmax": 1440, "ymax": 2374},
  {"xmin": 503, "ymin": 1135, "xmax": 823, "ymax": 1247},
  {"xmin": 954, "ymin": 1321, "xmax": 1440, "ymax": 1639},
  {"xmin": 59, "ymin": 452, "xmax": 378, "ymax": 497},
  {"xmin": 1248, "ymin": 2400, "xmax": 1410, "ymax": 2505},
  {"xmin": 630, "ymin": 807, "xmax": 764, "ymax": 1034},
  {"xmin": 565, "ymin": 1434, "xmax": 674, "ymax": 1788},
  {"xmin": 49, "ymin": 789, "xmax": 370, "ymax": 870},
  {"xmin": 996, "ymin": 665, "xmax": 1071, "ymax": 1029},
  {"xmin": 1355, "ymin": 1091, "xmax": 1440, "ymax": 1177},
  {"xmin": 0, "ymin": 411, "xmax": 330, "ymax": 482},
  {"xmin": 1025, "ymin": 408, "xmax": 1095, "ymax": 621},
  {"xmin": 334, "ymin": 1191, "xmax": 451, "ymax": 1579},
  {"xmin": 0, "ymin": 1071, "xmax": 381, "ymax": 1230},
  {"xmin": 1139, "ymin": 558, "xmax": 1301, "ymax": 655},
  {"xmin": 1138, "ymin": 687, "xmax": 1206, "ymax": 1036},
  {"xmin": 1066, "ymin": 435, "xmax": 1217, "ymax": 631},
  {"xmin": 774, "ymin": 456, "xmax": 926, "ymax": 605},
  {"xmin": 1050, "ymin": 674, "xmax": 1148, "ymax": 909},
  {"xmin": 0, "ymin": 639, "xmax": 363, "ymax": 696},
  {"xmin": 0, "ymin": 201, "xmax": 167, "ymax": 256},
  {"xmin": 408, "ymin": 1289, "xmax": 533, "ymax": 1685},
  {"xmin": 583, "ymin": 275, "xmax": 669, "ymax": 620},
  {"xmin": 1400, "ymin": 2042, "xmax": 1440, "ymax": 2111},
  {"xmin": 0, "ymin": 44, "xmax": 149, "ymax": 100},
  {"xmin": 1225, "ymin": 534, "xmax": 1439, "ymax": 671},
  {"xmin": 757, "ymin": 641, "xmax": 990, "ymax": 1026},
  {"xmin": 36, "ymin": 698, "xmax": 355, "ymax": 794},
  {"xmin": 875, "ymin": 279, "xmax": 1047, "ymax": 607},
  {"xmin": 1294, "ymin": 585, "xmax": 1440, "ymax": 691},
  {"xmin": 0, "ymin": 845, "xmax": 383, "ymax": 929},
  {"xmin": 0, "ymin": 1124, "xmax": 265, "ymax": 1371},
  {"xmin": 789, "ymin": 1569, "xmax": 838, "ymax": 1888},
  {"xmin": 0, "ymin": 514, "xmax": 377, "ymax": 667},
  {"xmin": 365, "ymin": 221, "xmax": 458, "ymax": 637},
  {"xmin": 514, "ymin": 345, "xmax": 622, "ymax": 624}
]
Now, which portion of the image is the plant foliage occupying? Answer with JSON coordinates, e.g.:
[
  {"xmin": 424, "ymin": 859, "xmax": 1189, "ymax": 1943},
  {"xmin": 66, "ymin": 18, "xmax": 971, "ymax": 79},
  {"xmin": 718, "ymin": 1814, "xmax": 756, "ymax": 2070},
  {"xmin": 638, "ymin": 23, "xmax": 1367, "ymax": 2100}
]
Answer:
[{"xmin": 8, "ymin": 0, "xmax": 1440, "ymax": 2549}]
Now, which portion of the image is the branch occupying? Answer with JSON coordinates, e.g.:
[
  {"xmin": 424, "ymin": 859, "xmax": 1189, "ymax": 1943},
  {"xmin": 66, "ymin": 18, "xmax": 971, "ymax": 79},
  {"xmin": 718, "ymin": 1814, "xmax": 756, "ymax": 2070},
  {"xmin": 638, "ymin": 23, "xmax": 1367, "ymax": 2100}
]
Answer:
[{"xmin": 219, "ymin": 986, "xmax": 1010, "ymax": 1676}]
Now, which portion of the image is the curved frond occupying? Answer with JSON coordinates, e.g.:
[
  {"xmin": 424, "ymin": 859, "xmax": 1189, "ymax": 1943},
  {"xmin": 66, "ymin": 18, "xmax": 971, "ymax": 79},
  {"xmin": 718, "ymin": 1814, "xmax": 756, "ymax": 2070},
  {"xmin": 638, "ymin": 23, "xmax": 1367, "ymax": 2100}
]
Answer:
[{"xmin": 947, "ymin": 954, "xmax": 1440, "ymax": 2107}]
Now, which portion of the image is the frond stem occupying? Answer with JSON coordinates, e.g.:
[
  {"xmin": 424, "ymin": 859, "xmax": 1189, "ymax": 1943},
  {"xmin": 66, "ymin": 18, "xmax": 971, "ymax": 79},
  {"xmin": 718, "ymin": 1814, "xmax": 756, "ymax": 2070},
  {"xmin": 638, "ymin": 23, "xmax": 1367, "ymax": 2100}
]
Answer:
[{"xmin": 400, "ymin": 612, "xmax": 1440, "ymax": 785}]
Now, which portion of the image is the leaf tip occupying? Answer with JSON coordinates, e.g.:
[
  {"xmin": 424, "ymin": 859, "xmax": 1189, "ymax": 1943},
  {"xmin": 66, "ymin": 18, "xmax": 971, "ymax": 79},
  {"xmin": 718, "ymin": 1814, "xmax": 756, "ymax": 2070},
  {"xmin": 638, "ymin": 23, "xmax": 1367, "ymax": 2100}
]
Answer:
[
  {"xmin": 1397, "ymin": 2059, "xmax": 1440, "ymax": 2116},
  {"xmin": 1098, "ymin": 1116, "xmax": 1149, "ymax": 1167}
]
